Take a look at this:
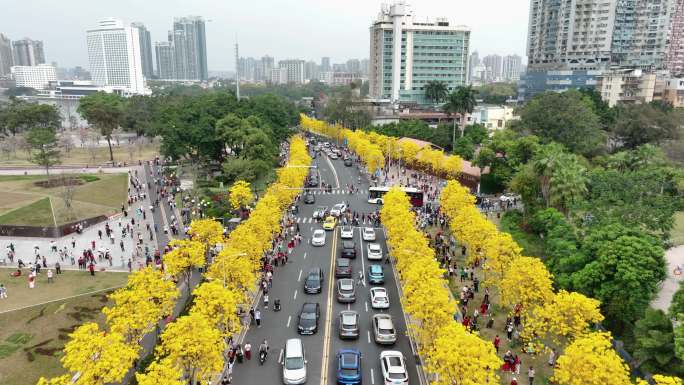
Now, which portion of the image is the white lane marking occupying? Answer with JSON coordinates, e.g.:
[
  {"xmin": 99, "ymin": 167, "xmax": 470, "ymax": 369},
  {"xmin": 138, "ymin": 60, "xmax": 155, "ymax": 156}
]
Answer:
[
  {"xmin": 298, "ymin": 269, "xmax": 303, "ymax": 282},
  {"xmin": 325, "ymin": 155, "xmax": 340, "ymax": 188},
  {"xmin": 371, "ymin": 368, "xmax": 375, "ymax": 385},
  {"xmin": 303, "ymin": 252, "xmax": 307, "ymax": 260},
  {"xmin": 365, "ymin": 301, "xmax": 369, "ymax": 312},
  {"xmin": 287, "ymin": 315, "xmax": 292, "ymax": 328},
  {"xmin": 310, "ymin": 226, "xmax": 313, "ymax": 232},
  {"xmin": 294, "ymin": 290, "xmax": 298, "ymax": 300},
  {"xmin": 279, "ymin": 348, "xmax": 284, "ymax": 364},
  {"xmin": 367, "ymin": 330, "xmax": 371, "ymax": 344}
]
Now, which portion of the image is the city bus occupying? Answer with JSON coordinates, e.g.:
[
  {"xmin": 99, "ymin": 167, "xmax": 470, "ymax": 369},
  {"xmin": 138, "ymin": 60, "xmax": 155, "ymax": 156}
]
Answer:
[{"xmin": 368, "ymin": 186, "xmax": 424, "ymax": 207}]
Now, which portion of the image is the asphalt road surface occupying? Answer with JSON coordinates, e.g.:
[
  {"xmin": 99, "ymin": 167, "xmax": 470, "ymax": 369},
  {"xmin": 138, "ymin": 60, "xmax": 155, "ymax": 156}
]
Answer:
[{"xmin": 231, "ymin": 139, "xmax": 420, "ymax": 385}]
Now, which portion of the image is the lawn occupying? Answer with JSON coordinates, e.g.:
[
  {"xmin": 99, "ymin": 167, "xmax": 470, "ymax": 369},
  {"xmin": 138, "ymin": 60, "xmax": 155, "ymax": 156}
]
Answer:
[
  {"xmin": 0, "ymin": 143, "xmax": 159, "ymax": 167},
  {"xmin": 0, "ymin": 173, "xmax": 128, "ymax": 226},
  {"xmin": 0, "ymin": 270, "xmax": 128, "ymax": 385},
  {"xmin": 499, "ymin": 211, "xmax": 545, "ymax": 258},
  {"xmin": 672, "ymin": 211, "xmax": 684, "ymax": 246}
]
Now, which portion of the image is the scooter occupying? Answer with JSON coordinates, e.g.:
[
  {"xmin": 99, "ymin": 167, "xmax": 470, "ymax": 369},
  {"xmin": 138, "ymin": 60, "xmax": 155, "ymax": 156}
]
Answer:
[
  {"xmin": 259, "ymin": 350, "xmax": 268, "ymax": 365},
  {"xmin": 273, "ymin": 299, "xmax": 281, "ymax": 312}
]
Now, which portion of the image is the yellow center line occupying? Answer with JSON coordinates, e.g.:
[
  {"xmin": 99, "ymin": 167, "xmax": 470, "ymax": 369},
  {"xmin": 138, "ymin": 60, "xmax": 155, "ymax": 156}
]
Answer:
[{"xmin": 320, "ymin": 226, "xmax": 338, "ymax": 385}]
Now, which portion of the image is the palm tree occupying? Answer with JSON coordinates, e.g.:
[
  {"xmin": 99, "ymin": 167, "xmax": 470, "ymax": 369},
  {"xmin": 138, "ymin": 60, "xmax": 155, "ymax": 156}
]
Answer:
[
  {"xmin": 443, "ymin": 86, "xmax": 478, "ymax": 150},
  {"xmin": 549, "ymin": 156, "xmax": 588, "ymax": 215},
  {"xmin": 424, "ymin": 81, "xmax": 448, "ymax": 104}
]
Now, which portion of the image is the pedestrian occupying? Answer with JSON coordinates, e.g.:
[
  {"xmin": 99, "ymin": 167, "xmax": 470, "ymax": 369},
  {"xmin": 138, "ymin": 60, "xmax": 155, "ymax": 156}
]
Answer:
[
  {"xmin": 28, "ymin": 271, "xmax": 35, "ymax": 289},
  {"xmin": 264, "ymin": 294, "xmax": 269, "ymax": 308},
  {"xmin": 493, "ymin": 335, "xmax": 501, "ymax": 353},
  {"xmin": 47, "ymin": 269, "xmax": 54, "ymax": 283},
  {"xmin": 71, "ymin": 237, "xmax": 76, "ymax": 249},
  {"xmin": 98, "ymin": 229, "xmax": 103, "ymax": 240},
  {"xmin": 255, "ymin": 309, "xmax": 262, "ymax": 327},
  {"xmin": 88, "ymin": 262, "xmax": 95, "ymax": 276},
  {"xmin": 548, "ymin": 348, "xmax": 556, "ymax": 367},
  {"xmin": 120, "ymin": 240, "xmax": 125, "ymax": 252},
  {"xmin": 0, "ymin": 284, "xmax": 7, "ymax": 299},
  {"xmin": 510, "ymin": 377, "xmax": 518, "ymax": 385},
  {"xmin": 55, "ymin": 262, "xmax": 61, "ymax": 274},
  {"xmin": 357, "ymin": 270, "xmax": 364, "ymax": 286},
  {"xmin": 527, "ymin": 366, "xmax": 535, "ymax": 385},
  {"xmin": 249, "ymin": 307, "xmax": 255, "ymax": 324},
  {"xmin": 244, "ymin": 342, "xmax": 252, "ymax": 360}
]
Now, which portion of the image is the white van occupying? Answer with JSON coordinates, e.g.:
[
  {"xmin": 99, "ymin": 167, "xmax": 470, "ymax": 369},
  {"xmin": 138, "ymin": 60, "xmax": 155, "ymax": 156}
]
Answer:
[{"xmin": 282, "ymin": 338, "xmax": 307, "ymax": 384}]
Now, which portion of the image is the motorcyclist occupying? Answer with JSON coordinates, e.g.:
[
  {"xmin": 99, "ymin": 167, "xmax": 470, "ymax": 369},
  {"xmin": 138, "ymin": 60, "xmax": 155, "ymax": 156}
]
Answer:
[{"xmin": 259, "ymin": 339, "xmax": 269, "ymax": 361}]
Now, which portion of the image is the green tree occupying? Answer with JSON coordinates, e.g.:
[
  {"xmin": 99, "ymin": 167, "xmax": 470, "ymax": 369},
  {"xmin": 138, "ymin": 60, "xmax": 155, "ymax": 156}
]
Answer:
[
  {"xmin": 473, "ymin": 83, "xmax": 516, "ymax": 104},
  {"xmin": 549, "ymin": 154, "xmax": 588, "ymax": 214},
  {"xmin": 77, "ymin": 92, "xmax": 125, "ymax": 162},
  {"xmin": 518, "ymin": 89, "xmax": 604, "ymax": 155},
  {"xmin": 424, "ymin": 80, "xmax": 448, "ymax": 103},
  {"xmin": 0, "ymin": 99, "xmax": 61, "ymax": 136},
  {"xmin": 670, "ymin": 281, "xmax": 684, "ymax": 318},
  {"xmin": 612, "ymin": 103, "xmax": 679, "ymax": 149},
  {"xmin": 443, "ymin": 86, "xmax": 477, "ymax": 147},
  {"xmin": 123, "ymin": 95, "xmax": 155, "ymax": 136},
  {"xmin": 26, "ymin": 127, "xmax": 61, "ymax": 176},
  {"xmin": 633, "ymin": 308, "xmax": 682, "ymax": 376}
]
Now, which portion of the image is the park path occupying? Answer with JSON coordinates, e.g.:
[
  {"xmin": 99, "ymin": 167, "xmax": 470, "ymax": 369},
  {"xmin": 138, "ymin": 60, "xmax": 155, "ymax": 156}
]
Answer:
[{"xmin": 651, "ymin": 245, "xmax": 684, "ymax": 312}]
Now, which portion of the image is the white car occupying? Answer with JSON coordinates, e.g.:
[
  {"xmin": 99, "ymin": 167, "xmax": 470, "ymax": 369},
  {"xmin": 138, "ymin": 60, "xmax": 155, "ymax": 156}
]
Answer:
[
  {"xmin": 362, "ymin": 227, "xmax": 376, "ymax": 241},
  {"xmin": 329, "ymin": 152, "xmax": 338, "ymax": 160},
  {"xmin": 370, "ymin": 287, "xmax": 390, "ymax": 309},
  {"xmin": 311, "ymin": 229, "xmax": 326, "ymax": 246},
  {"xmin": 340, "ymin": 226, "xmax": 354, "ymax": 239},
  {"xmin": 380, "ymin": 351, "xmax": 408, "ymax": 385},
  {"xmin": 367, "ymin": 243, "xmax": 383, "ymax": 260},
  {"xmin": 330, "ymin": 203, "xmax": 347, "ymax": 217},
  {"xmin": 499, "ymin": 193, "xmax": 520, "ymax": 203}
]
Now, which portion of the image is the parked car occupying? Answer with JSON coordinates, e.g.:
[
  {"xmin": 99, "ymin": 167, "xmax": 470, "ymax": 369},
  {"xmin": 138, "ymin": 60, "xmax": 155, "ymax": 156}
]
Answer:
[
  {"xmin": 297, "ymin": 302, "xmax": 320, "ymax": 335},
  {"xmin": 379, "ymin": 351, "xmax": 408, "ymax": 385},
  {"xmin": 330, "ymin": 203, "xmax": 348, "ymax": 217},
  {"xmin": 368, "ymin": 264, "xmax": 384, "ymax": 284},
  {"xmin": 367, "ymin": 243, "xmax": 383, "ymax": 260},
  {"xmin": 303, "ymin": 193, "xmax": 315, "ymax": 204},
  {"xmin": 371, "ymin": 314, "xmax": 397, "ymax": 345},
  {"xmin": 338, "ymin": 310, "xmax": 360, "ymax": 339},
  {"xmin": 340, "ymin": 226, "xmax": 354, "ymax": 239},
  {"xmin": 335, "ymin": 258, "xmax": 352, "ymax": 278},
  {"xmin": 336, "ymin": 349, "xmax": 362, "ymax": 385},
  {"xmin": 336, "ymin": 278, "xmax": 356, "ymax": 303},
  {"xmin": 341, "ymin": 240, "xmax": 357, "ymax": 259},
  {"xmin": 362, "ymin": 227, "xmax": 376, "ymax": 241},
  {"xmin": 282, "ymin": 338, "xmax": 307, "ymax": 384},
  {"xmin": 312, "ymin": 229, "xmax": 326, "ymax": 246},
  {"xmin": 303, "ymin": 268, "xmax": 324, "ymax": 294},
  {"xmin": 370, "ymin": 287, "xmax": 390, "ymax": 309}
]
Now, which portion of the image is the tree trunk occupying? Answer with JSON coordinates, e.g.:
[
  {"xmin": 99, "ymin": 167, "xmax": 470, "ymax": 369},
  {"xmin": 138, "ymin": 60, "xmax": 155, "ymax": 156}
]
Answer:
[
  {"xmin": 452, "ymin": 119, "xmax": 457, "ymax": 152},
  {"xmin": 106, "ymin": 135, "xmax": 114, "ymax": 162},
  {"xmin": 460, "ymin": 113, "xmax": 466, "ymax": 138}
]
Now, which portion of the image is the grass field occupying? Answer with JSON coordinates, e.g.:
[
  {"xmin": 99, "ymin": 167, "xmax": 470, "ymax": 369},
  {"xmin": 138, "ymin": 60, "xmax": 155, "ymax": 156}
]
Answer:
[
  {"xmin": 0, "ymin": 269, "xmax": 128, "ymax": 385},
  {"xmin": 0, "ymin": 174, "xmax": 128, "ymax": 226},
  {"xmin": 0, "ymin": 143, "xmax": 159, "ymax": 167},
  {"xmin": 672, "ymin": 211, "xmax": 684, "ymax": 246}
]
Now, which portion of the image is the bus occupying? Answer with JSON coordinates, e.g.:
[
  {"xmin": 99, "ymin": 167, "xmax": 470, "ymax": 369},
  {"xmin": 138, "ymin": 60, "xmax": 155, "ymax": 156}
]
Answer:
[{"xmin": 368, "ymin": 186, "xmax": 424, "ymax": 207}]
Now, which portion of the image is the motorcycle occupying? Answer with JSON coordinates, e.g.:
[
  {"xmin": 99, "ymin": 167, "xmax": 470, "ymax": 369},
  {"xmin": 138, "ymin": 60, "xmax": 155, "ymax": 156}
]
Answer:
[
  {"xmin": 273, "ymin": 299, "xmax": 281, "ymax": 311},
  {"xmin": 259, "ymin": 350, "xmax": 268, "ymax": 365}
]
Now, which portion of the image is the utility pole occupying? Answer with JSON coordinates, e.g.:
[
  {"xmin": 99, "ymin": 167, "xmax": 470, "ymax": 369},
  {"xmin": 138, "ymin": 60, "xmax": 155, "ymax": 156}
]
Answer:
[{"xmin": 235, "ymin": 40, "xmax": 240, "ymax": 100}]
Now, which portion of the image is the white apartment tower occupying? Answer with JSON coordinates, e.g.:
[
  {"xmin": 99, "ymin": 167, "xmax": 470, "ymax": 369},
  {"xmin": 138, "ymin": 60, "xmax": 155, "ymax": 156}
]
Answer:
[
  {"xmin": 369, "ymin": 2, "xmax": 470, "ymax": 104},
  {"xmin": 86, "ymin": 18, "xmax": 146, "ymax": 94}
]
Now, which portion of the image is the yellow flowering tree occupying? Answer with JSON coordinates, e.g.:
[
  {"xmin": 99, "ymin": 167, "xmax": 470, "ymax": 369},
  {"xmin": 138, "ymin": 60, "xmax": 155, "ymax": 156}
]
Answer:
[
  {"xmin": 156, "ymin": 313, "xmax": 224, "ymax": 385},
  {"xmin": 498, "ymin": 256, "xmax": 554, "ymax": 312},
  {"xmin": 207, "ymin": 245, "xmax": 256, "ymax": 289},
  {"xmin": 135, "ymin": 359, "xmax": 184, "ymax": 385},
  {"xmin": 35, "ymin": 375, "xmax": 72, "ymax": 385},
  {"xmin": 552, "ymin": 332, "xmax": 632, "ymax": 385},
  {"xmin": 187, "ymin": 218, "xmax": 224, "ymax": 249},
  {"xmin": 190, "ymin": 281, "xmax": 242, "ymax": 337},
  {"xmin": 229, "ymin": 180, "xmax": 253, "ymax": 210},
  {"xmin": 442, "ymin": 154, "xmax": 463, "ymax": 179},
  {"xmin": 164, "ymin": 239, "xmax": 206, "ymax": 286},
  {"xmin": 61, "ymin": 323, "xmax": 137, "ymax": 385}
]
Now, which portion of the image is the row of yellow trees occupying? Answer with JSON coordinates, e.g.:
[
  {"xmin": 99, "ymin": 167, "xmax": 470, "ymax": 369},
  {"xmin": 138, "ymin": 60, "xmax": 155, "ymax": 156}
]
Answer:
[
  {"xmin": 37, "ymin": 136, "xmax": 311, "ymax": 385},
  {"xmin": 381, "ymin": 188, "xmax": 501, "ymax": 383},
  {"xmin": 440, "ymin": 181, "xmax": 682, "ymax": 385},
  {"xmin": 300, "ymin": 115, "xmax": 463, "ymax": 179}
]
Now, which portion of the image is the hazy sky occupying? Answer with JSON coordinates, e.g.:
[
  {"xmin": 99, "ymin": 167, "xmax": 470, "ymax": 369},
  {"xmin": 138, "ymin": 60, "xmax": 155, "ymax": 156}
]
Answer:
[{"xmin": 2, "ymin": 0, "xmax": 529, "ymax": 70}]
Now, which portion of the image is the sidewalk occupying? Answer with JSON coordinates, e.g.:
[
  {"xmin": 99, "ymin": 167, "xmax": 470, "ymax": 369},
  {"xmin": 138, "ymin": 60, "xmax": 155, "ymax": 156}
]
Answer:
[{"xmin": 651, "ymin": 245, "xmax": 684, "ymax": 311}]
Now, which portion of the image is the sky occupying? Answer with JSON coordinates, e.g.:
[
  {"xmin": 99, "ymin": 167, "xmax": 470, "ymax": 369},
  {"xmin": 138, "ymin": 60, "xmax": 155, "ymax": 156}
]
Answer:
[{"xmin": 1, "ymin": 0, "xmax": 529, "ymax": 70}]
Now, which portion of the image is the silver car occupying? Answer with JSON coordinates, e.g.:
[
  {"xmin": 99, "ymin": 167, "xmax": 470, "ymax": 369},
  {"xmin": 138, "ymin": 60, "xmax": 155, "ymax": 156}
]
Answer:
[
  {"xmin": 338, "ymin": 310, "xmax": 360, "ymax": 339},
  {"xmin": 282, "ymin": 338, "xmax": 307, "ymax": 384},
  {"xmin": 312, "ymin": 229, "xmax": 326, "ymax": 246},
  {"xmin": 337, "ymin": 278, "xmax": 356, "ymax": 303},
  {"xmin": 367, "ymin": 243, "xmax": 382, "ymax": 260},
  {"xmin": 372, "ymin": 314, "xmax": 397, "ymax": 345}
]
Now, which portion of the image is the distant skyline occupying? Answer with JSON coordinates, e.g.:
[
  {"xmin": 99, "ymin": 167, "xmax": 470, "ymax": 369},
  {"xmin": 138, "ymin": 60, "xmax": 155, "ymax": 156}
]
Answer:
[{"xmin": 1, "ymin": 0, "xmax": 529, "ymax": 70}]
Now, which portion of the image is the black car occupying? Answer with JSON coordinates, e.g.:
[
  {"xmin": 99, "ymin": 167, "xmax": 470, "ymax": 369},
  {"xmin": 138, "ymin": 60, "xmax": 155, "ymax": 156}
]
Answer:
[
  {"xmin": 344, "ymin": 158, "xmax": 353, "ymax": 167},
  {"xmin": 304, "ymin": 268, "xmax": 324, "ymax": 294},
  {"xmin": 304, "ymin": 193, "xmax": 315, "ymax": 204},
  {"xmin": 307, "ymin": 177, "xmax": 319, "ymax": 187},
  {"xmin": 298, "ymin": 302, "xmax": 320, "ymax": 335},
  {"xmin": 341, "ymin": 241, "xmax": 357, "ymax": 259},
  {"xmin": 335, "ymin": 258, "xmax": 352, "ymax": 278}
]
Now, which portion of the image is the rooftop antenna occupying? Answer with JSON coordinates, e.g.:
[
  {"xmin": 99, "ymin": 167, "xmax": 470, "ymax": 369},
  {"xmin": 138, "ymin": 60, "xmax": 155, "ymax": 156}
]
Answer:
[{"xmin": 235, "ymin": 37, "xmax": 240, "ymax": 100}]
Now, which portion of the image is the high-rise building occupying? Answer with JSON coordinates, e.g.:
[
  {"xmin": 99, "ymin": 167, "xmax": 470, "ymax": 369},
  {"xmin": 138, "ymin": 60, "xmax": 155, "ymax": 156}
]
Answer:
[
  {"xmin": 0, "ymin": 33, "xmax": 12, "ymax": 77},
  {"xmin": 171, "ymin": 16, "xmax": 208, "ymax": 81},
  {"xmin": 12, "ymin": 38, "xmax": 45, "ymax": 66},
  {"xmin": 278, "ymin": 60, "xmax": 305, "ymax": 84},
  {"xmin": 10, "ymin": 63, "xmax": 56, "ymax": 89},
  {"xmin": 360, "ymin": 58, "xmax": 370, "ymax": 76},
  {"xmin": 502, "ymin": 54, "xmax": 522, "ymax": 82},
  {"xmin": 321, "ymin": 57, "xmax": 331, "ymax": 72},
  {"xmin": 667, "ymin": 0, "xmax": 684, "ymax": 75},
  {"xmin": 369, "ymin": 2, "xmax": 470, "ymax": 104},
  {"xmin": 482, "ymin": 54, "xmax": 503, "ymax": 82},
  {"xmin": 469, "ymin": 51, "xmax": 480, "ymax": 82},
  {"xmin": 131, "ymin": 22, "xmax": 154, "ymax": 79},
  {"xmin": 155, "ymin": 41, "xmax": 175, "ymax": 79},
  {"xmin": 86, "ymin": 18, "xmax": 146, "ymax": 94},
  {"xmin": 346, "ymin": 59, "xmax": 361, "ymax": 74},
  {"xmin": 261, "ymin": 56, "xmax": 274, "ymax": 82},
  {"xmin": 304, "ymin": 60, "xmax": 319, "ymax": 81}
]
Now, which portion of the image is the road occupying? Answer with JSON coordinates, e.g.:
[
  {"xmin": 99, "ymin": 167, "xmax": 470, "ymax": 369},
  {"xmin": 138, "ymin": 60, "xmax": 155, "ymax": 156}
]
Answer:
[{"xmin": 231, "ymin": 139, "xmax": 420, "ymax": 385}]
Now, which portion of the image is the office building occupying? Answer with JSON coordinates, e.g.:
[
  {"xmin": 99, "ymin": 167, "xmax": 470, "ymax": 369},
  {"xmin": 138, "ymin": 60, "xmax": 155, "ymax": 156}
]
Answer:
[
  {"xmin": 171, "ymin": 16, "xmax": 208, "ymax": 81},
  {"xmin": 304, "ymin": 61, "xmax": 319, "ymax": 81},
  {"xmin": 502, "ymin": 54, "xmax": 522, "ymax": 82},
  {"xmin": 261, "ymin": 56, "xmax": 274, "ymax": 83},
  {"xmin": 12, "ymin": 38, "xmax": 45, "ymax": 66},
  {"xmin": 667, "ymin": 0, "xmax": 684, "ymax": 75},
  {"xmin": 482, "ymin": 54, "xmax": 502, "ymax": 82},
  {"xmin": 369, "ymin": 2, "xmax": 470, "ymax": 104},
  {"xmin": 86, "ymin": 18, "xmax": 146, "ymax": 94},
  {"xmin": 360, "ymin": 58, "xmax": 370, "ymax": 77},
  {"xmin": 155, "ymin": 41, "xmax": 175, "ymax": 79},
  {"xmin": 11, "ymin": 64, "xmax": 56, "ymax": 89},
  {"xmin": 596, "ymin": 68, "xmax": 657, "ymax": 106},
  {"xmin": 278, "ymin": 60, "xmax": 305, "ymax": 84},
  {"xmin": 0, "ymin": 33, "xmax": 12, "ymax": 77},
  {"xmin": 469, "ymin": 51, "xmax": 480, "ymax": 83},
  {"xmin": 346, "ymin": 59, "xmax": 361, "ymax": 74},
  {"xmin": 321, "ymin": 57, "xmax": 331, "ymax": 72},
  {"xmin": 131, "ymin": 23, "xmax": 154, "ymax": 79}
]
